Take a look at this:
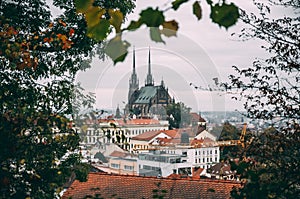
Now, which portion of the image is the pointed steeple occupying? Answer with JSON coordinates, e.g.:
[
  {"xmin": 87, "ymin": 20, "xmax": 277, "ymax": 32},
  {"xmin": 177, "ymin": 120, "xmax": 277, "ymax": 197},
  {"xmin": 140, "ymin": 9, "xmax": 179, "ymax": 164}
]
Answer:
[
  {"xmin": 145, "ymin": 47, "xmax": 154, "ymax": 86},
  {"xmin": 128, "ymin": 46, "xmax": 139, "ymax": 102},
  {"xmin": 115, "ymin": 104, "xmax": 121, "ymax": 118},
  {"xmin": 133, "ymin": 46, "xmax": 136, "ymax": 74},
  {"xmin": 160, "ymin": 77, "xmax": 165, "ymax": 88}
]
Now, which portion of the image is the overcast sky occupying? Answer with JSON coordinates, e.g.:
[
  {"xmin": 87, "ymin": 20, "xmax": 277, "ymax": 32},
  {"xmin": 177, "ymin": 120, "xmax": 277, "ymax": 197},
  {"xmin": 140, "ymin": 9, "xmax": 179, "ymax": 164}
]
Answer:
[{"xmin": 73, "ymin": 0, "xmax": 275, "ymax": 113}]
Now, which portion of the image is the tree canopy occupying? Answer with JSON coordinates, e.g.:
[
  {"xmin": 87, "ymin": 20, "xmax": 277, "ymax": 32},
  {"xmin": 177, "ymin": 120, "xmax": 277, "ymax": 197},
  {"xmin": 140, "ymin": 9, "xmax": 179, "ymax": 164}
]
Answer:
[
  {"xmin": 166, "ymin": 102, "xmax": 191, "ymax": 129},
  {"xmin": 223, "ymin": 0, "xmax": 300, "ymax": 198},
  {"xmin": 0, "ymin": 0, "xmax": 134, "ymax": 198}
]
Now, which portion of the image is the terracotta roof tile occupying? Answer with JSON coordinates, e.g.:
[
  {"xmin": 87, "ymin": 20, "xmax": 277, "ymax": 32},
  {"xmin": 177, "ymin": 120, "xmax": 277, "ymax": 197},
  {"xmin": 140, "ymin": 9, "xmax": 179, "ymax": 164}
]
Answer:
[
  {"xmin": 117, "ymin": 118, "xmax": 160, "ymax": 125},
  {"xmin": 190, "ymin": 112, "xmax": 206, "ymax": 122},
  {"xmin": 131, "ymin": 130, "xmax": 161, "ymax": 141},
  {"xmin": 109, "ymin": 151, "xmax": 128, "ymax": 158},
  {"xmin": 62, "ymin": 172, "xmax": 241, "ymax": 199},
  {"xmin": 193, "ymin": 167, "xmax": 205, "ymax": 177},
  {"xmin": 132, "ymin": 128, "xmax": 196, "ymax": 143},
  {"xmin": 190, "ymin": 138, "xmax": 204, "ymax": 146}
]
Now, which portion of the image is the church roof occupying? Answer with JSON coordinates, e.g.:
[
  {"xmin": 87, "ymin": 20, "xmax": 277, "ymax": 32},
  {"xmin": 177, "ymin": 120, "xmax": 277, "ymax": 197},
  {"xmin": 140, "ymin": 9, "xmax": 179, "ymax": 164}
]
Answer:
[{"xmin": 134, "ymin": 85, "xmax": 160, "ymax": 104}]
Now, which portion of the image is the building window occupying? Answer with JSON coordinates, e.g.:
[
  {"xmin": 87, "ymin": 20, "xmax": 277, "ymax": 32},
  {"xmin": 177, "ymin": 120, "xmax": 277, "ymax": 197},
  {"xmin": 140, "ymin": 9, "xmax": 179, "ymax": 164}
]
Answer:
[
  {"xmin": 195, "ymin": 159, "xmax": 197, "ymax": 163},
  {"xmin": 111, "ymin": 163, "xmax": 120, "ymax": 169},
  {"xmin": 215, "ymin": 149, "xmax": 218, "ymax": 154},
  {"xmin": 207, "ymin": 158, "xmax": 209, "ymax": 162},
  {"xmin": 215, "ymin": 157, "xmax": 218, "ymax": 162},
  {"xmin": 124, "ymin": 165, "xmax": 134, "ymax": 171},
  {"xmin": 203, "ymin": 158, "xmax": 205, "ymax": 163},
  {"xmin": 210, "ymin": 158, "xmax": 212, "ymax": 162},
  {"xmin": 203, "ymin": 151, "xmax": 205, "ymax": 155},
  {"xmin": 210, "ymin": 150, "xmax": 212, "ymax": 154},
  {"xmin": 195, "ymin": 151, "xmax": 197, "ymax": 155}
]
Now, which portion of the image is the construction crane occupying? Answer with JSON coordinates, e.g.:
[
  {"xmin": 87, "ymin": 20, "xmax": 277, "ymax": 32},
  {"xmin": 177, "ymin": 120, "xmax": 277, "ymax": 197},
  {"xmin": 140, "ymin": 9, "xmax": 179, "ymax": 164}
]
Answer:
[
  {"xmin": 215, "ymin": 123, "xmax": 248, "ymax": 148},
  {"xmin": 131, "ymin": 123, "xmax": 248, "ymax": 152}
]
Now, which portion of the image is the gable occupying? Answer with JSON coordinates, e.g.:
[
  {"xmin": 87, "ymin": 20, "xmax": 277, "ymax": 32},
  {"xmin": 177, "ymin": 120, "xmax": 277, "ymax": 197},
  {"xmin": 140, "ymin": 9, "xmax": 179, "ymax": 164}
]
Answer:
[{"xmin": 195, "ymin": 130, "xmax": 217, "ymax": 141}]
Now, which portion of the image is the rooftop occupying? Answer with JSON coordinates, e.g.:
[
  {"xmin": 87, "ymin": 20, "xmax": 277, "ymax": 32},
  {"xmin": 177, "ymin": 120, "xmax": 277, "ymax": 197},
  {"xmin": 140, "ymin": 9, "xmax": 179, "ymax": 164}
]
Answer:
[
  {"xmin": 116, "ymin": 118, "xmax": 161, "ymax": 126},
  {"xmin": 132, "ymin": 129, "xmax": 192, "ymax": 142},
  {"xmin": 190, "ymin": 112, "xmax": 206, "ymax": 123},
  {"xmin": 62, "ymin": 172, "xmax": 241, "ymax": 199}
]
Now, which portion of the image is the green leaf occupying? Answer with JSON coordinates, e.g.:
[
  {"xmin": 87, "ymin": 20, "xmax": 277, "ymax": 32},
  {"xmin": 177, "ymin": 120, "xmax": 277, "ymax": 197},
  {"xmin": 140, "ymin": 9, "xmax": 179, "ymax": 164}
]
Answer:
[
  {"xmin": 140, "ymin": 7, "xmax": 165, "ymax": 27},
  {"xmin": 193, "ymin": 1, "xmax": 202, "ymax": 20},
  {"xmin": 74, "ymin": 0, "xmax": 93, "ymax": 13},
  {"xmin": 87, "ymin": 19, "xmax": 110, "ymax": 42},
  {"xmin": 160, "ymin": 20, "xmax": 179, "ymax": 37},
  {"xmin": 109, "ymin": 9, "xmax": 124, "ymax": 33},
  {"xmin": 172, "ymin": 0, "xmax": 189, "ymax": 10},
  {"xmin": 126, "ymin": 20, "xmax": 143, "ymax": 31},
  {"xmin": 150, "ymin": 28, "xmax": 165, "ymax": 43},
  {"xmin": 210, "ymin": 2, "xmax": 239, "ymax": 29},
  {"xmin": 104, "ymin": 36, "xmax": 130, "ymax": 64}
]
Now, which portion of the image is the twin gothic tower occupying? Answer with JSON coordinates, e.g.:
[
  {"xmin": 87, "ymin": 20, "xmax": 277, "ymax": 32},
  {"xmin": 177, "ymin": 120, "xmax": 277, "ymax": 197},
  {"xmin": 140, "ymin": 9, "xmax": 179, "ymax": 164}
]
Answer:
[{"xmin": 127, "ymin": 47, "xmax": 174, "ymax": 117}]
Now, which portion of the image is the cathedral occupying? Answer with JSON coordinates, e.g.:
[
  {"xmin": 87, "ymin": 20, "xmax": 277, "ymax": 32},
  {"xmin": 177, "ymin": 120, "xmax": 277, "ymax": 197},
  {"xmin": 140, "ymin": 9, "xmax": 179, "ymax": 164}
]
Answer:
[{"xmin": 126, "ymin": 48, "xmax": 174, "ymax": 117}]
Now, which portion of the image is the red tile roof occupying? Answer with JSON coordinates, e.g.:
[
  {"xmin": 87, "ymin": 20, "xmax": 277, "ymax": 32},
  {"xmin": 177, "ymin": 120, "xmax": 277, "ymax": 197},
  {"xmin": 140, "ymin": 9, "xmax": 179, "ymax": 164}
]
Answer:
[
  {"xmin": 193, "ymin": 167, "xmax": 205, "ymax": 179},
  {"xmin": 62, "ymin": 172, "xmax": 241, "ymax": 199},
  {"xmin": 191, "ymin": 138, "xmax": 216, "ymax": 147},
  {"xmin": 132, "ymin": 129, "xmax": 192, "ymax": 142},
  {"xmin": 190, "ymin": 138, "xmax": 204, "ymax": 146},
  {"xmin": 131, "ymin": 130, "xmax": 161, "ymax": 141},
  {"xmin": 109, "ymin": 151, "xmax": 128, "ymax": 158},
  {"xmin": 190, "ymin": 112, "xmax": 206, "ymax": 123},
  {"xmin": 116, "ymin": 118, "xmax": 160, "ymax": 125},
  {"xmin": 163, "ymin": 129, "xmax": 179, "ymax": 138}
]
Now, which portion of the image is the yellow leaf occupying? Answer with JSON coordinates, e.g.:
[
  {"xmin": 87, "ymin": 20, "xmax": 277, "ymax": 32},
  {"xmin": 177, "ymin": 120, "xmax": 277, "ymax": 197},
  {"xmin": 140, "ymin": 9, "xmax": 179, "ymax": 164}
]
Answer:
[
  {"xmin": 160, "ymin": 20, "xmax": 179, "ymax": 37},
  {"xmin": 81, "ymin": 124, "xmax": 88, "ymax": 133},
  {"xmin": 108, "ymin": 9, "xmax": 124, "ymax": 33},
  {"xmin": 86, "ymin": 7, "xmax": 106, "ymax": 28}
]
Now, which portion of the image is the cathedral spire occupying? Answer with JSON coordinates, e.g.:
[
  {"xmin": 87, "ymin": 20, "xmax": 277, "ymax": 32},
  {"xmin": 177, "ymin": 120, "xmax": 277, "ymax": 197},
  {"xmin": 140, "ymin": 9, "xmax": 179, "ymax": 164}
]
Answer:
[
  {"xmin": 145, "ymin": 47, "xmax": 154, "ymax": 86},
  {"xmin": 128, "ymin": 46, "xmax": 139, "ymax": 102},
  {"xmin": 115, "ymin": 104, "xmax": 121, "ymax": 118},
  {"xmin": 133, "ymin": 46, "xmax": 136, "ymax": 74}
]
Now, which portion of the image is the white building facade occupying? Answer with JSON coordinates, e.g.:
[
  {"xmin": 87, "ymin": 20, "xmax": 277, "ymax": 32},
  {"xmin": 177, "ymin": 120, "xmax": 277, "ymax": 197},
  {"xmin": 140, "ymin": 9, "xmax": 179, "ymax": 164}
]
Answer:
[
  {"xmin": 79, "ymin": 119, "xmax": 169, "ymax": 148},
  {"xmin": 137, "ymin": 145, "xmax": 220, "ymax": 177}
]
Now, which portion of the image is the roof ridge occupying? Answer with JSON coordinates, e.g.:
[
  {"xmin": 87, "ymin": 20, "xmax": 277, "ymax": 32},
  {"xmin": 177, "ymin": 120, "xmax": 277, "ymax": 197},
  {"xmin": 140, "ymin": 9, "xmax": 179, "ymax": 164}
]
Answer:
[{"xmin": 87, "ymin": 172, "xmax": 241, "ymax": 184}]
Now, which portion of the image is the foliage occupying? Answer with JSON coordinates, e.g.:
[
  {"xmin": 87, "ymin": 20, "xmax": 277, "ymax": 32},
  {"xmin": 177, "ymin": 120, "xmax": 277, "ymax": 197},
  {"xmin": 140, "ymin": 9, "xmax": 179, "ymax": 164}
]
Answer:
[
  {"xmin": 0, "ymin": 0, "xmax": 134, "ymax": 198},
  {"xmin": 212, "ymin": 122, "xmax": 241, "ymax": 160},
  {"xmin": 222, "ymin": 0, "xmax": 300, "ymax": 198},
  {"xmin": 74, "ymin": 0, "xmax": 240, "ymax": 64},
  {"xmin": 166, "ymin": 102, "xmax": 191, "ymax": 129},
  {"xmin": 214, "ymin": 121, "xmax": 240, "ymax": 141}
]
